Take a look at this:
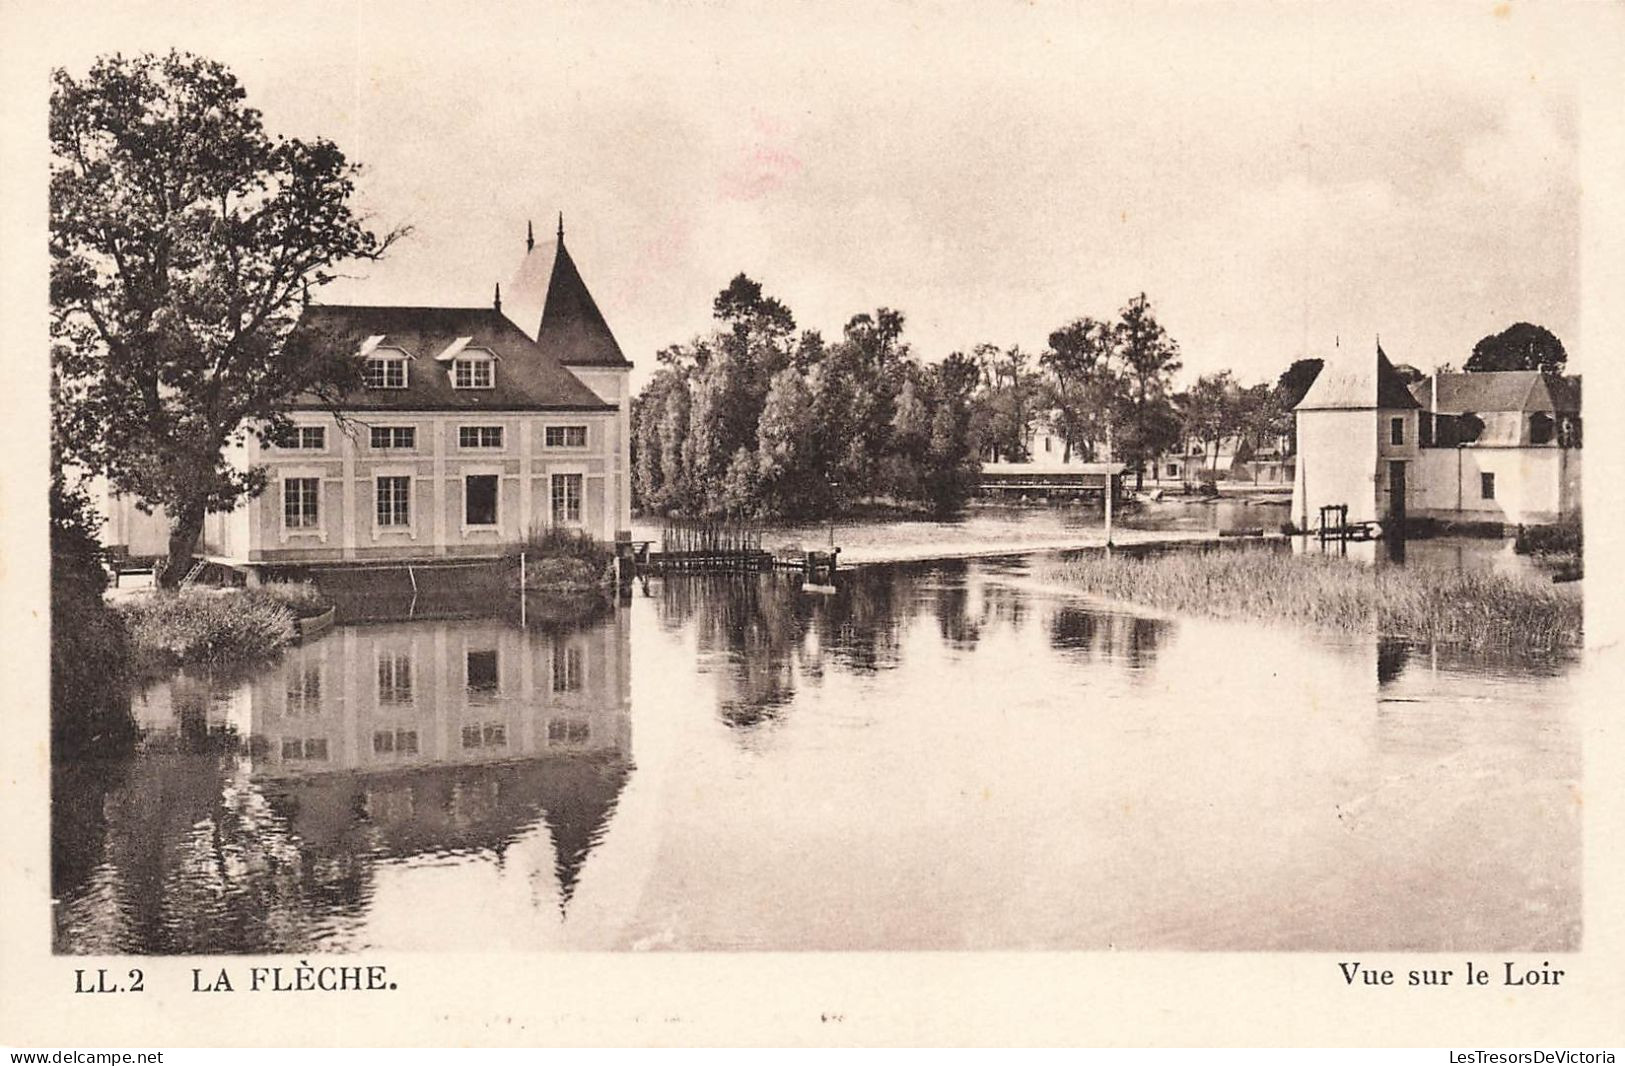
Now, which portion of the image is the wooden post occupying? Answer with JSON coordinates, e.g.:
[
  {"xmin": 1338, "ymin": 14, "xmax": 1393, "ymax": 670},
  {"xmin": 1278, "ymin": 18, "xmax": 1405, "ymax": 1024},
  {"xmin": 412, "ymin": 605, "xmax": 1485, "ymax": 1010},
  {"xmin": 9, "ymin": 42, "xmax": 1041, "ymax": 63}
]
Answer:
[
  {"xmin": 519, "ymin": 551, "xmax": 527, "ymax": 628},
  {"xmin": 1104, "ymin": 420, "xmax": 1115, "ymax": 547}
]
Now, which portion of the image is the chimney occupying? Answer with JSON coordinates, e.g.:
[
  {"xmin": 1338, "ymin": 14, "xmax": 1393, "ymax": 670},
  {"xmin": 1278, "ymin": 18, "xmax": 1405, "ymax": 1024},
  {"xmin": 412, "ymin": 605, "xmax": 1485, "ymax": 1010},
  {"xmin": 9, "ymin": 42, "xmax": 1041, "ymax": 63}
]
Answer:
[{"xmin": 493, "ymin": 282, "xmax": 502, "ymax": 313}]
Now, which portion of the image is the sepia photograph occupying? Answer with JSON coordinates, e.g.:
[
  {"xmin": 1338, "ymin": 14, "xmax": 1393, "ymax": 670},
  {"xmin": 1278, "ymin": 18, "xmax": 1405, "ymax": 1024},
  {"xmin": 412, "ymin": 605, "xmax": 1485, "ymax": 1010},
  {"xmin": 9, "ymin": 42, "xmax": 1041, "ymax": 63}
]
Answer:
[{"xmin": 4, "ymin": 0, "xmax": 1624, "ymax": 1048}]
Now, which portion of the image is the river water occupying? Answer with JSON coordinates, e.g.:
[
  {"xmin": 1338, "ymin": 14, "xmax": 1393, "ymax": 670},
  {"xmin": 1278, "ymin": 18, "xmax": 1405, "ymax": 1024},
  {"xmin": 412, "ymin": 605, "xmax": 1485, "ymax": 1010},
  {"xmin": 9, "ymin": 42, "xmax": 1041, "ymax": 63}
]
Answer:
[{"xmin": 54, "ymin": 544, "xmax": 1581, "ymax": 953}]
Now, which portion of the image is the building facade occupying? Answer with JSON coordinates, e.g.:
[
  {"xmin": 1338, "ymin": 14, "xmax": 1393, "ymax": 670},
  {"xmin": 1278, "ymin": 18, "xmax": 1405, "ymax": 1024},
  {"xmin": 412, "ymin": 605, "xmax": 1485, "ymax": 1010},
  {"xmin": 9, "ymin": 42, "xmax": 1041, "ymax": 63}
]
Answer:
[
  {"xmin": 100, "ymin": 223, "xmax": 634, "ymax": 567},
  {"xmin": 1290, "ymin": 345, "xmax": 1421, "ymax": 530},
  {"xmin": 1291, "ymin": 348, "xmax": 1582, "ymax": 532},
  {"xmin": 1407, "ymin": 370, "xmax": 1581, "ymax": 525}
]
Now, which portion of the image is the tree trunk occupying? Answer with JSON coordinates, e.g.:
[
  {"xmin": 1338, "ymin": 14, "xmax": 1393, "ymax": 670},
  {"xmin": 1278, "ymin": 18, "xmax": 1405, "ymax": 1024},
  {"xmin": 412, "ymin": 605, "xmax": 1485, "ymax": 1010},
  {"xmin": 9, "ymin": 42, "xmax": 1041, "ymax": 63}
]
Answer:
[{"xmin": 159, "ymin": 499, "xmax": 208, "ymax": 589}]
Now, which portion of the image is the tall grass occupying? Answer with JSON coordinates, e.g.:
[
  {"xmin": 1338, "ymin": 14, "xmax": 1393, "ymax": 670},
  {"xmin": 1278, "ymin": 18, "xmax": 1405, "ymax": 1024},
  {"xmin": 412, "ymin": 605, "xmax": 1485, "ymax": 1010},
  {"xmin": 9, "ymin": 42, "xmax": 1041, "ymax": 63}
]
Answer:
[
  {"xmin": 506, "ymin": 527, "xmax": 613, "ymax": 593},
  {"xmin": 244, "ymin": 580, "xmax": 330, "ymax": 619},
  {"xmin": 1044, "ymin": 545, "xmax": 1581, "ymax": 651},
  {"xmin": 117, "ymin": 584, "xmax": 333, "ymax": 670}
]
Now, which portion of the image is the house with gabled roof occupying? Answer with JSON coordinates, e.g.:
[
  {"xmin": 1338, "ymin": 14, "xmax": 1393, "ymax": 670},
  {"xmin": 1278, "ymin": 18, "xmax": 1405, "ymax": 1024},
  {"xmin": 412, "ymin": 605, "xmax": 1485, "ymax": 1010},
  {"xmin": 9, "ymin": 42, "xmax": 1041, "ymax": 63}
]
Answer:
[
  {"xmin": 1407, "ymin": 369, "xmax": 1581, "ymax": 525},
  {"xmin": 1289, "ymin": 343, "xmax": 1421, "ymax": 531},
  {"xmin": 99, "ymin": 218, "xmax": 634, "ymax": 569}
]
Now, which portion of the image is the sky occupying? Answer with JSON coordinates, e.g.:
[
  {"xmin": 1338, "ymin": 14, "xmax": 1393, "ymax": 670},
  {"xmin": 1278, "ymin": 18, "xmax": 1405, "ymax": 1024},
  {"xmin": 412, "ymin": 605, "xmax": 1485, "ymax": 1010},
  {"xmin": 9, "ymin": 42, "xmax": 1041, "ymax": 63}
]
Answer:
[{"xmin": 39, "ymin": 1, "xmax": 1595, "ymax": 392}]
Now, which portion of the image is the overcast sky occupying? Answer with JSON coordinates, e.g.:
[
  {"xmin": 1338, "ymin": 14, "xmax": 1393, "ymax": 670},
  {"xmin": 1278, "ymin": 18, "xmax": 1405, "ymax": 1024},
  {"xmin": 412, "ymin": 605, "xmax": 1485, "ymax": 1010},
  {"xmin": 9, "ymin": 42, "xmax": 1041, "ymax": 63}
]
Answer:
[{"xmin": 48, "ymin": 1, "xmax": 1588, "ymax": 390}]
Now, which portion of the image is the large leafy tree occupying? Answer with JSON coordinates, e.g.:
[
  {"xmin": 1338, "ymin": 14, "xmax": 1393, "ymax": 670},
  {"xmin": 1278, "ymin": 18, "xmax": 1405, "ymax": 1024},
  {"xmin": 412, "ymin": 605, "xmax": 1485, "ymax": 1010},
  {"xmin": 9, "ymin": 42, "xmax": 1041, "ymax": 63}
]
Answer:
[
  {"xmin": 1465, "ymin": 322, "xmax": 1567, "ymax": 374},
  {"xmin": 1041, "ymin": 317, "xmax": 1114, "ymax": 462},
  {"xmin": 1112, "ymin": 293, "xmax": 1183, "ymax": 488},
  {"xmin": 50, "ymin": 52, "xmax": 401, "ymax": 584}
]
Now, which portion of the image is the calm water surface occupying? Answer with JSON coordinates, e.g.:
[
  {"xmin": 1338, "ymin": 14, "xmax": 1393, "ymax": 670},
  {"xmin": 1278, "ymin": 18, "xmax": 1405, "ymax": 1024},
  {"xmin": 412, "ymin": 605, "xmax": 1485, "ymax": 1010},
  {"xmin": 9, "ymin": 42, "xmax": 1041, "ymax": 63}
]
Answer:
[{"xmin": 53, "ymin": 547, "xmax": 1580, "ymax": 952}]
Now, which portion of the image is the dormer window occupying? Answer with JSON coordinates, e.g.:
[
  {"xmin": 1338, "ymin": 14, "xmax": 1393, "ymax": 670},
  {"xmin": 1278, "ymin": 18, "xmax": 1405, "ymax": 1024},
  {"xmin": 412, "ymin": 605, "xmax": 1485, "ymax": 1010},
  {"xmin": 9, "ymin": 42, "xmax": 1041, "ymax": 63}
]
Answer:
[
  {"xmin": 358, "ymin": 335, "xmax": 410, "ymax": 389},
  {"xmin": 364, "ymin": 356, "xmax": 408, "ymax": 389},
  {"xmin": 453, "ymin": 356, "xmax": 494, "ymax": 389}
]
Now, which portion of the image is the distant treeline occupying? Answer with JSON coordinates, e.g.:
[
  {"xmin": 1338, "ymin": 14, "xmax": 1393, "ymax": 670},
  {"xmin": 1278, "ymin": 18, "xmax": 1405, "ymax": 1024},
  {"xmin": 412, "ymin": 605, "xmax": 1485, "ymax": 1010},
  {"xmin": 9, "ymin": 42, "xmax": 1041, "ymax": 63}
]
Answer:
[{"xmin": 631, "ymin": 276, "xmax": 1324, "ymax": 519}]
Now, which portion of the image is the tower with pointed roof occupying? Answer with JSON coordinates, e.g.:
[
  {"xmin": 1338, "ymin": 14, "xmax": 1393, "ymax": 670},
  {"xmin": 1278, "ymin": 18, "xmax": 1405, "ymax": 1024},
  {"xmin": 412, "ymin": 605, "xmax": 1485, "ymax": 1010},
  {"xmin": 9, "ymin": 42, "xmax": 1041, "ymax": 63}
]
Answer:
[
  {"xmin": 1290, "ymin": 341, "xmax": 1420, "ymax": 531},
  {"xmin": 504, "ymin": 216, "xmax": 634, "ymax": 535}
]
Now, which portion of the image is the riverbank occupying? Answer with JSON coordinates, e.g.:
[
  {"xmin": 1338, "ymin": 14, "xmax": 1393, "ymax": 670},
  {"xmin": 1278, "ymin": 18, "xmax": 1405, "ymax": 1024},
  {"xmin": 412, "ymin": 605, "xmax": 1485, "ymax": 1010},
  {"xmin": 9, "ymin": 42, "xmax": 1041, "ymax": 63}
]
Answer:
[
  {"xmin": 116, "ymin": 582, "xmax": 332, "ymax": 674},
  {"xmin": 1042, "ymin": 543, "xmax": 1581, "ymax": 651},
  {"xmin": 633, "ymin": 500, "xmax": 1283, "ymax": 567}
]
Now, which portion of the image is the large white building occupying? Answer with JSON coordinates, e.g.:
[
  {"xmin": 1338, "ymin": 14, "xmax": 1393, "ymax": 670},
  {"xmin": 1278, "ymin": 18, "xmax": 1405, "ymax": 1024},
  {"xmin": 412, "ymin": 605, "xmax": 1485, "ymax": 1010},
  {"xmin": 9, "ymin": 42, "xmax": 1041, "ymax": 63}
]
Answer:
[
  {"xmin": 99, "ymin": 221, "xmax": 634, "ymax": 568},
  {"xmin": 1291, "ymin": 343, "xmax": 1581, "ymax": 531}
]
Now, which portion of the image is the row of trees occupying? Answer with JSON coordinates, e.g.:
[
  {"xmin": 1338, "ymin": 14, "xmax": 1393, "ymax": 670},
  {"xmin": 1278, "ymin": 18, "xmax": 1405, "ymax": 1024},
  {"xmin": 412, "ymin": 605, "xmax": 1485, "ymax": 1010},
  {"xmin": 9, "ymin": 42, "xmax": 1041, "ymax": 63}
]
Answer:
[
  {"xmin": 633, "ymin": 287, "xmax": 1206, "ymax": 515},
  {"xmin": 633, "ymin": 278, "xmax": 981, "ymax": 519}
]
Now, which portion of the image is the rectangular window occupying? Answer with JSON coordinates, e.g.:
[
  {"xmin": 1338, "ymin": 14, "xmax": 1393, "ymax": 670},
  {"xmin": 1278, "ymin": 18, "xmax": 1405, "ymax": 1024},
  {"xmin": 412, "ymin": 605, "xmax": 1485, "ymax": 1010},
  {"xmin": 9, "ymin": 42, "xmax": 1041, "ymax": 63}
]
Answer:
[
  {"xmin": 466, "ymin": 649, "xmax": 499, "ymax": 695},
  {"xmin": 547, "ymin": 718, "xmax": 591, "ymax": 744},
  {"xmin": 544, "ymin": 425, "xmax": 588, "ymax": 448},
  {"xmin": 279, "ymin": 426, "xmax": 326, "ymax": 449},
  {"xmin": 465, "ymin": 474, "xmax": 499, "ymax": 526},
  {"xmin": 302, "ymin": 738, "xmax": 329, "ymax": 761},
  {"xmin": 458, "ymin": 425, "xmax": 504, "ymax": 449},
  {"xmin": 376, "ymin": 475, "xmax": 411, "ymax": 528},
  {"xmin": 1390, "ymin": 417, "xmax": 1405, "ymax": 446},
  {"xmin": 370, "ymin": 426, "xmax": 416, "ymax": 450},
  {"xmin": 461, "ymin": 723, "xmax": 506, "ymax": 748},
  {"xmin": 1420, "ymin": 412, "xmax": 1435, "ymax": 447},
  {"xmin": 1166, "ymin": 464, "xmax": 1179, "ymax": 477},
  {"xmin": 372, "ymin": 730, "xmax": 418, "ymax": 756},
  {"xmin": 377, "ymin": 653, "xmax": 413, "ymax": 704},
  {"xmin": 551, "ymin": 473, "xmax": 583, "ymax": 524},
  {"xmin": 286, "ymin": 664, "xmax": 322, "ymax": 711},
  {"xmin": 1481, "ymin": 472, "xmax": 1496, "ymax": 500},
  {"xmin": 453, "ymin": 359, "xmax": 494, "ymax": 389},
  {"xmin": 552, "ymin": 643, "xmax": 583, "ymax": 693},
  {"xmin": 283, "ymin": 477, "xmax": 320, "ymax": 529},
  {"xmin": 364, "ymin": 357, "xmax": 407, "ymax": 389}
]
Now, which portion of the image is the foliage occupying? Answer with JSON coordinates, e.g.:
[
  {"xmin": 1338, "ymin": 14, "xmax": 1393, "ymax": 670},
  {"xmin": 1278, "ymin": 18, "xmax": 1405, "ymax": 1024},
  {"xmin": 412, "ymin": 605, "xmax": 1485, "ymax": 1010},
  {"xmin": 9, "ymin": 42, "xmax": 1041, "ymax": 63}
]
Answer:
[
  {"xmin": 1514, "ymin": 518, "xmax": 1582, "ymax": 558},
  {"xmin": 632, "ymin": 276, "xmax": 980, "ymax": 521},
  {"xmin": 50, "ymin": 51, "xmax": 402, "ymax": 585},
  {"xmin": 1040, "ymin": 317, "xmax": 1114, "ymax": 462},
  {"xmin": 513, "ymin": 526, "xmax": 615, "ymax": 570},
  {"xmin": 51, "ymin": 475, "xmax": 136, "ymax": 757},
  {"xmin": 118, "ymin": 590, "xmax": 297, "ymax": 669},
  {"xmin": 1112, "ymin": 293, "xmax": 1183, "ymax": 487},
  {"xmin": 1466, "ymin": 322, "xmax": 1567, "ymax": 374},
  {"xmin": 1046, "ymin": 544, "xmax": 1581, "ymax": 651},
  {"xmin": 1273, "ymin": 357, "xmax": 1324, "ymax": 454},
  {"xmin": 245, "ymin": 580, "xmax": 329, "ymax": 619}
]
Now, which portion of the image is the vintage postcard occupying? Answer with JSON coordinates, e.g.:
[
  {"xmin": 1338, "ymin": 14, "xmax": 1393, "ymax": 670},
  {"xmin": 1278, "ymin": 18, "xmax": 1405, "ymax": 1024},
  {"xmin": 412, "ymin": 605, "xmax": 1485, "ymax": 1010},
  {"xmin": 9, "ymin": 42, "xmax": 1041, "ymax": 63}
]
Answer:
[{"xmin": 2, "ymin": 0, "xmax": 1623, "ymax": 1048}]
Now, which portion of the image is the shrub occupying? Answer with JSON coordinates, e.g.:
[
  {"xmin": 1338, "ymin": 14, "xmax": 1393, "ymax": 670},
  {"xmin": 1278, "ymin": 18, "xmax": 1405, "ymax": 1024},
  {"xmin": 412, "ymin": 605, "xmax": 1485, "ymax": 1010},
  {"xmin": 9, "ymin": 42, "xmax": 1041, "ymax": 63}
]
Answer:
[
  {"xmin": 51, "ymin": 476, "xmax": 136, "ymax": 757},
  {"xmin": 514, "ymin": 527, "xmax": 613, "ymax": 568},
  {"xmin": 245, "ymin": 580, "xmax": 330, "ymax": 619},
  {"xmin": 1514, "ymin": 519, "xmax": 1582, "ymax": 558},
  {"xmin": 119, "ymin": 590, "xmax": 296, "ymax": 669}
]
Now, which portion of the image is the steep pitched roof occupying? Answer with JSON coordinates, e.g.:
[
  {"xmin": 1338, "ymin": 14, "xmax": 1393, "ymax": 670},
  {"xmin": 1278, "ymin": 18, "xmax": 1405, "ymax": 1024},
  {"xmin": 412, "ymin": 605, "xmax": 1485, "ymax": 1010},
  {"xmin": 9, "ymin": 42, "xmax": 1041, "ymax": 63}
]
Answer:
[
  {"xmin": 290, "ymin": 304, "xmax": 613, "ymax": 412},
  {"xmin": 1295, "ymin": 344, "xmax": 1420, "ymax": 411},
  {"xmin": 536, "ymin": 235, "xmax": 632, "ymax": 368},
  {"xmin": 1411, "ymin": 370, "xmax": 1582, "ymax": 414}
]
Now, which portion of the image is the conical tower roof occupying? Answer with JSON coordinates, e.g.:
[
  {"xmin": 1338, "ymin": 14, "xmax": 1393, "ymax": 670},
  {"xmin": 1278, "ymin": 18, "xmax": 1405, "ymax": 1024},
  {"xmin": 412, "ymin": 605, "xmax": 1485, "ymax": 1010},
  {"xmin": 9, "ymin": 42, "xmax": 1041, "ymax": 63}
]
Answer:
[
  {"xmin": 502, "ymin": 216, "xmax": 632, "ymax": 368},
  {"xmin": 1295, "ymin": 340, "xmax": 1420, "ymax": 411}
]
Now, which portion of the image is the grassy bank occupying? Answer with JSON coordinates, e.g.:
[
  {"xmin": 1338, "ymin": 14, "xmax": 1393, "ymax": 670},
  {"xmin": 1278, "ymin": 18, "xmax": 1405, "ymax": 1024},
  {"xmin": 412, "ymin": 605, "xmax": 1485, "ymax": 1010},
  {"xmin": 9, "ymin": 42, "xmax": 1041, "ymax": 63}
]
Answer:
[
  {"xmin": 117, "ymin": 581, "xmax": 330, "ymax": 672},
  {"xmin": 1044, "ymin": 545, "xmax": 1581, "ymax": 651}
]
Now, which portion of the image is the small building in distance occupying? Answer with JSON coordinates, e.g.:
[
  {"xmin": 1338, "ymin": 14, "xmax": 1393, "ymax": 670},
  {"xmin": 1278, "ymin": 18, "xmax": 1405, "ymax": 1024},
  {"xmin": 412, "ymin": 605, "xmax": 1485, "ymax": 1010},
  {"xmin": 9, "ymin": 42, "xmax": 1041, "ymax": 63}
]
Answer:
[
  {"xmin": 97, "ymin": 219, "xmax": 634, "ymax": 570},
  {"xmin": 1407, "ymin": 369, "xmax": 1581, "ymax": 525},
  {"xmin": 977, "ymin": 411, "xmax": 1125, "ymax": 502},
  {"xmin": 1290, "ymin": 343, "xmax": 1421, "ymax": 531}
]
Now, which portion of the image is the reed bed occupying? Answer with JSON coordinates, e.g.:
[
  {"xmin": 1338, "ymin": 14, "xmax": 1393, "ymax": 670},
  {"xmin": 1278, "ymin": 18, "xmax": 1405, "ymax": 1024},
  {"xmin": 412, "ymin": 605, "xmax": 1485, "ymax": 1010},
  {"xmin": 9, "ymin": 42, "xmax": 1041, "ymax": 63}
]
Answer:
[{"xmin": 1044, "ymin": 545, "xmax": 1581, "ymax": 651}]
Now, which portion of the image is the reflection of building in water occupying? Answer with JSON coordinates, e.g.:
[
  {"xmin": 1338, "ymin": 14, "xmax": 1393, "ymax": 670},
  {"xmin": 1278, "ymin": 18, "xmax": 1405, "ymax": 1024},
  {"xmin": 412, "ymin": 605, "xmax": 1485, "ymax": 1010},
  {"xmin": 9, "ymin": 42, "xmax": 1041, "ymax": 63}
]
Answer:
[
  {"xmin": 252, "ymin": 614, "xmax": 633, "ymax": 905},
  {"xmin": 64, "ymin": 612, "xmax": 635, "ymax": 952},
  {"xmin": 253, "ymin": 616, "xmax": 630, "ymax": 777}
]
